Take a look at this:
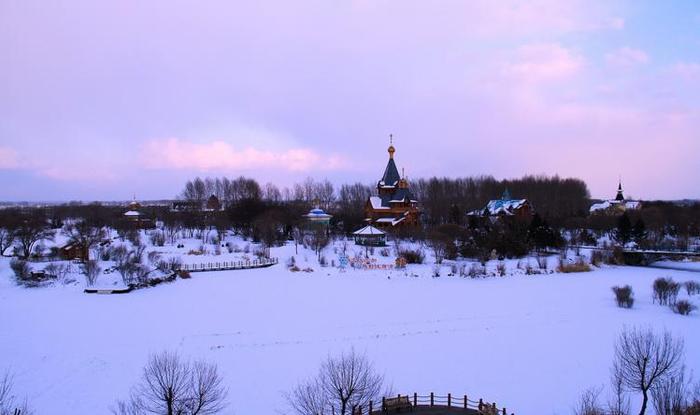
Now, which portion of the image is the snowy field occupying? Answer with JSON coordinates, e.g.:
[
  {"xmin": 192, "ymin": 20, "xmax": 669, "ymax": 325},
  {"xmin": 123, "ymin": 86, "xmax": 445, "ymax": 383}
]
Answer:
[{"xmin": 1, "ymin": 240, "xmax": 699, "ymax": 415}]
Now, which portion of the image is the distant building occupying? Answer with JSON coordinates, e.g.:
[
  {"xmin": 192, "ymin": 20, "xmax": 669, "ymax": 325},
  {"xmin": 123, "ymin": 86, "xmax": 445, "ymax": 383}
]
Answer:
[
  {"xmin": 123, "ymin": 198, "xmax": 154, "ymax": 228},
  {"xmin": 468, "ymin": 189, "xmax": 533, "ymax": 219},
  {"xmin": 304, "ymin": 206, "xmax": 333, "ymax": 225},
  {"xmin": 171, "ymin": 195, "xmax": 224, "ymax": 212},
  {"xmin": 364, "ymin": 137, "xmax": 420, "ymax": 227},
  {"xmin": 59, "ymin": 243, "xmax": 88, "ymax": 261},
  {"xmin": 590, "ymin": 181, "xmax": 641, "ymax": 215}
]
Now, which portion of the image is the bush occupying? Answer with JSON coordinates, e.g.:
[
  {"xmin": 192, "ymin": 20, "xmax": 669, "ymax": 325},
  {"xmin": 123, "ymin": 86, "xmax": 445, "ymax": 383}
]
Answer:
[
  {"xmin": 590, "ymin": 250, "xmax": 604, "ymax": 266},
  {"xmin": 612, "ymin": 285, "xmax": 634, "ymax": 308},
  {"xmin": 178, "ymin": 270, "xmax": 191, "ymax": 279},
  {"xmin": 379, "ymin": 248, "xmax": 390, "ymax": 257},
  {"xmin": 398, "ymin": 248, "xmax": 425, "ymax": 264},
  {"xmin": 9, "ymin": 258, "xmax": 31, "ymax": 282},
  {"xmin": 468, "ymin": 263, "xmax": 486, "ymax": 278},
  {"xmin": 557, "ymin": 258, "xmax": 592, "ymax": 273},
  {"xmin": 671, "ymin": 300, "xmax": 696, "ymax": 316},
  {"xmin": 653, "ymin": 277, "xmax": 680, "ymax": 306},
  {"xmin": 286, "ymin": 256, "xmax": 296, "ymax": 268},
  {"xmin": 496, "ymin": 261, "xmax": 506, "ymax": 277},
  {"xmin": 83, "ymin": 260, "xmax": 101, "ymax": 286},
  {"xmin": 149, "ymin": 230, "xmax": 165, "ymax": 247},
  {"xmin": 684, "ymin": 281, "xmax": 700, "ymax": 296},
  {"xmin": 319, "ymin": 255, "xmax": 327, "ymax": 267}
]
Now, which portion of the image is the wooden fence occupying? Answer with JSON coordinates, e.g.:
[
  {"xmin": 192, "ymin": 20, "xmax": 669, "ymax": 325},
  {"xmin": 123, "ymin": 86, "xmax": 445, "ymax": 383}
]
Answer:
[
  {"xmin": 352, "ymin": 393, "xmax": 514, "ymax": 415},
  {"xmin": 179, "ymin": 257, "xmax": 278, "ymax": 272}
]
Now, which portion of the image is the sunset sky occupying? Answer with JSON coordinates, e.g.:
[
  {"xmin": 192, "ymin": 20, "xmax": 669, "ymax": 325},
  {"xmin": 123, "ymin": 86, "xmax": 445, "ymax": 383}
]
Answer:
[{"xmin": 1, "ymin": 0, "xmax": 699, "ymax": 201}]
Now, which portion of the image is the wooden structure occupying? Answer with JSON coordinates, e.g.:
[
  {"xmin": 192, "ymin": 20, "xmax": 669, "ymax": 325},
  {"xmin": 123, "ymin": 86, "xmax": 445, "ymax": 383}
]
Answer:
[
  {"xmin": 364, "ymin": 136, "xmax": 420, "ymax": 228},
  {"xmin": 179, "ymin": 257, "xmax": 278, "ymax": 272},
  {"xmin": 353, "ymin": 225, "xmax": 387, "ymax": 246},
  {"xmin": 59, "ymin": 243, "xmax": 88, "ymax": 261},
  {"xmin": 350, "ymin": 393, "xmax": 513, "ymax": 415}
]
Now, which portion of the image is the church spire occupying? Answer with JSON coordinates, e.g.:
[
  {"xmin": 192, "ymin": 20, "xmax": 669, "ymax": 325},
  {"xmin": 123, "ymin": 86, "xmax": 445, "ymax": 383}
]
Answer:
[{"xmin": 615, "ymin": 178, "xmax": 625, "ymax": 201}]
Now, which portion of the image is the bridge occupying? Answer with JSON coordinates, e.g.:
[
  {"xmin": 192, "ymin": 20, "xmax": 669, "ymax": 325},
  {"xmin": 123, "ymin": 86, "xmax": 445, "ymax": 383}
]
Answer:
[{"xmin": 573, "ymin": 246, "xmax": 700, "ymax": 266}]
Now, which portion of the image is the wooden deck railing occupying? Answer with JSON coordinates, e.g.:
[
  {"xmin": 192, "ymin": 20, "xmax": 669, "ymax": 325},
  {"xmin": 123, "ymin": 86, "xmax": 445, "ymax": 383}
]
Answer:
[
  {"xmin": 179, "ymin": 257, "xmax": 278, "ymax": 272},
  {"xmin": 352, "ymin": 393, "xmax": 514, "ymax": 415}
]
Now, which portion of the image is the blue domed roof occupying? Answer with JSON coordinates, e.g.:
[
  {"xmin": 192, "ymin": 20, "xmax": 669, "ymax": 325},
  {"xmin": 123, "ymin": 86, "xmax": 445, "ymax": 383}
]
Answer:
[{"xmin": 310, "ymin": 208, "xmax": 325, "ymax": 215}]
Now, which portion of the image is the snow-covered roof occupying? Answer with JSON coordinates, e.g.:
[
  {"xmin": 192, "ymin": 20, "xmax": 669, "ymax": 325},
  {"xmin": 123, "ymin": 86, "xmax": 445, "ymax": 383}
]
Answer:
[
  {"xmin": 589, "ymin": 200, "xmax": 642, "ymax": 213},
  {"xmin": 353, "ymin": 225, "xmax": 386, "ymax": 236},
  {"xmin": 124, "ymin": 210, "xmax": 141, "ymax": 216},
  {"xmin": 304, "ymin": 207, "xmax": 332, "ymax": 220},
  {"xmin": 485, "ymin": 199, "xmax": 528, "ymax": 216},
  {"xmin": 369, "ymin": 196, "xmax": 389, "ymax": 210}
]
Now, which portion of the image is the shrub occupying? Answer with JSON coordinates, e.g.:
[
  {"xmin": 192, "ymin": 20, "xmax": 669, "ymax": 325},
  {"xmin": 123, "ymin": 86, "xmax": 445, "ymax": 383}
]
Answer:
[
  {"xmin": 496, "ymin": 261, "xmax": 506, "ymax": 277},
  {"xmin": 319, "ymin": 255, "xmax": 328, "ymax": 267},
  {"xmin": 432, "ymin": 265, "xmax": 441, "ymax": 278},
  {"xmin": 289, "ymin": 265, "xmax": 300, "ymax": 272},
  {"xmin": 450, "ymin": 263, "xmax": 458, "ymax": 275},
  {"xmin": 149, "ymin": 230, "xmax": 165, "ymax": 247},
  {"xmin": 535, "ymin": 256, "xmax": 548, "ymax": 271},
  {"xmin": 398, "ymin": 248, "xmax": 425, "ymax": 264},
  {"xmin": 612, "ymin": 285, "xmax": 634, "ymax": 308},
  {"xmin": 684, "ymin": 281, "xmax": 700, "ymax": 296},
  {"xmin": 653, "ymin": 277, "xmax": 680, "ymax": 305},
  {"xmin": 10, "ymin": 258, "xmax": 31, "ymax": 282},
  {"xmin": 286, "ymin": 256, "xmax": 296, "ymax": 268},
  {"xmin": 671, "ymin": 300, "xmax": 696, "ymax": 316},
  {"xmin": 590, "ymin": 250, "xmax": 604, "ymax": 266},
  {"xmin": 379, "ymin": 248, "xmax": 390, "ymax": 257},
  {"xmin": 468, "ymin": 263, "xmax": 486, "ymax": 278},
  {"xmin": 83, "ymin": 260, "xmax": 101, "ymax": 286},
  {"xmin": 557, "ymin": 258, "xmax": 592, "ymax": 273},
  {"xmin": 178, "ymin": 270, "xmax": 191, "ymax": 279}
]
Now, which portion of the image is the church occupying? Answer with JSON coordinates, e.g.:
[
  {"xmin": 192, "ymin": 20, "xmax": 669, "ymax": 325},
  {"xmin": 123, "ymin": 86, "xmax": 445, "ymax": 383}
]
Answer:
[
  {"xmin": 364, "ymin": 137, "xmax": 420, "ymax": 227},
  {"xmin": 589, "ymin": 180, "xmax": 642, "ymax": 215}
]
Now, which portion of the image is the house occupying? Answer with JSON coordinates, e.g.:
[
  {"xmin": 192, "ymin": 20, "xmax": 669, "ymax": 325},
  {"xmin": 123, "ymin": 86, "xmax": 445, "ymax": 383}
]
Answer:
[
  {"xmin": 171, "ymin": 200, "xmax": 202, "ymax": 212},
  {"xmin": 59, "ymin": 243, "xmax": 88, "ymax": 261},
  {"xmin": 468, "ymin": 189, "xmax": 533, "ymax": 220},
  {"xmin": 352, "ymin": 225, "xmax": 386, "ymax": 246},
  {"xmin": 205, "ymin": 195, "xmax": 222, "ymax": 211},
  {"xmin": 122, "ymin": 198, "xmax": 154, "ymax": 229},
  {"xmin": 364, "ymin": 137, "xmax": 420, "ymax": 228},
  {"xmin": 590, "ymin": 181, "xmax": 642, "ymax": 215}
]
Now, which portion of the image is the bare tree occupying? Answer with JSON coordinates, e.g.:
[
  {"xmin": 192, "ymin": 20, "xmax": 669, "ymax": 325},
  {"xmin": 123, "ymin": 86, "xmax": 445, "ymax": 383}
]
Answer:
[
  {"xmin": 83, "ymin": 260, "xmax": 102, "ymax": 287},
  {"xmin": 115, "ymin": 351, "xmax": 227, "ymax": 415},
  {"xmin": 319, "ymin": 349, "xmax": 384, "ymax": 415},
  {"xmin": 287, "ymin": 350, "xmax": 384, "ymax": 415},
  {"xmin": 574, "ymin": 387, "xmax": 605, "ymax": 415},
  {"xmin": 613, "ymin": 327, "xmax": 684, "ymax": 415},
  {"xmin": 0, "ymin": 371, "xmax": 33, "ymax": 415},
  {"xmin": 287, "ymin": 378, "xmax": 328, "ymax": 415},
  {"xmin": 0, "ymin": 227, "xmax": 15, "ymax": 257},
  {"xmin": 651, "ymin": 367, "xmax": 689, "ymax": 415},
  {"xmin": 14, "ymin": 216, "xmax": 53, "ymax": 259},
  {"xmin": 63, "ymin": 220, "xmax": 106, "ymax": 261},
  {"xmin": 607, "ymin": 365, "xmax": 630, "ymax": 415}
]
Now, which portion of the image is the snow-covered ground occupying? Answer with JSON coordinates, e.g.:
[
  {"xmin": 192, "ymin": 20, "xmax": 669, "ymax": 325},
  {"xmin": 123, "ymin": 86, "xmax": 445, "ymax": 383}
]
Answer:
[{"xmin": 1, "ymin": 238, "xmax": 699, "ymax": 415}]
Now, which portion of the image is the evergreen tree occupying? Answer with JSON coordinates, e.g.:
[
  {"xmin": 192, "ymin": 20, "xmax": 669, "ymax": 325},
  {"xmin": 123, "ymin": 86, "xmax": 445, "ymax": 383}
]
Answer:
[
  {"xmin": 614, "ymin": 212, "xmax": 633, "ymax": 246},
  {"xmin": 632, "ymin": 218, "xmax": 648, "ymax": 248}
]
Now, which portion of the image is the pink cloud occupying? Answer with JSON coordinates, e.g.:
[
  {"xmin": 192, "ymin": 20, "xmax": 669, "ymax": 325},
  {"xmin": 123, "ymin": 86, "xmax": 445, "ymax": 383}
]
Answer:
[
  {"xmin": 671, "ymin": 62, "xmax": 700, "ymax": 80},
  {"xmin": 141, "ymin": 138, "xmax": 347, "ymax": 172},
  {"xmin": 503, "ymin": 43, "xmax": 584, "ymax": 83},
  {"xmin": 605, "ymin": 47, "xmax": 649, "ymax": 67},
  {"xmin": 0, "ymin": 146, "xmax": 19, "ymax": 169}
]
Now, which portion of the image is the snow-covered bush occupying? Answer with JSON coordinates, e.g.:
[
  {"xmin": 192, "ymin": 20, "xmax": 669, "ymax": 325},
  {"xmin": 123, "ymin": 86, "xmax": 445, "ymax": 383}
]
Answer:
[
  {"xmin": 468, "ymin": 263, "xmax": 486, "ymax": 278},
  {"xmin": 398, "ymin": 248, "xmax": 424, "ymax": 264},
  {"xmin": 671, "ymin": 300, "xmax": 696, "ymax": 316},
  {"xmin": 157, "ymin": 257, "xmax": 182, "ymax": 273},
  {"xmin": 432, "ymin": 265, "xmax": 441, "ymax": 277},
  {"xmin": 0, "ymin": 372, "xmax": 33, "ymax": 415},
  {"xmin": 612, "ymin": 285, "xmax": 634, "ymax": 308},
  {"xmin": 535, "ymin": 256, "xmax": 548, "ymax": 271},
  {"xmin": 9, "ymin": 258, "xmax": 31, "ymax": 283},
  {"xmin": 496, "ymin": 261, "xmax": 506, "ymax": 277},
  {"xmin": 286, "ymin": 256, "xmax": 296, "ymax": 268},
  {"xmin": 319, "ymin": 255, "xmax": 328, "ymax": 267},
  {"xmin": 684, "ymin": 281, "xmax": 700, "ymax": 296},
  {"xmin": 379, "ymin": 248, "xmax": 390, "ymax": 257}
]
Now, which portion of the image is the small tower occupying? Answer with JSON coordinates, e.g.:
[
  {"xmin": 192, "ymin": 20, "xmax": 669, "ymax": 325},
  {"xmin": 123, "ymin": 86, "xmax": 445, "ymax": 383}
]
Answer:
[{"xmin": 615, "ymin": 180, "xmax": 625, "ymax": 201}]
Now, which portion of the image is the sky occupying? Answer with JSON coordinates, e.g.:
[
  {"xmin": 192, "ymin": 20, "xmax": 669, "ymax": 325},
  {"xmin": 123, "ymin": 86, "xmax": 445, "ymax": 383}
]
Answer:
[{"xmin": 1, "ymin": 0, "xmax": 699, "ymax": 202}]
